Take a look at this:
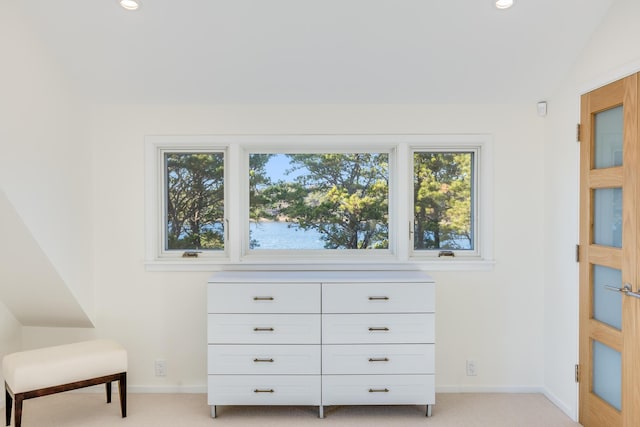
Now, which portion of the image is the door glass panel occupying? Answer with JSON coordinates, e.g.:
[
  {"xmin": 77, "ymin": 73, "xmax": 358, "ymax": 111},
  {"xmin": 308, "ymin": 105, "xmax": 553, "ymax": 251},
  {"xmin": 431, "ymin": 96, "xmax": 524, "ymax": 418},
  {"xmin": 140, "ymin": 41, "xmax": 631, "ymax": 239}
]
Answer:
[
  {"xmin": 593, "ymin": 188, "xmax": 622, "ymax": 247},
  {"xmin": 594, "ymin": 106, "xmax": 623, "ymax": 169},
  {"xmin": 593, "ymin": 340, "xmax": 622, "ymax": 411},
  {"xmin": 592, "ymin": 265, "xmax": 622, "ymax": 330}
]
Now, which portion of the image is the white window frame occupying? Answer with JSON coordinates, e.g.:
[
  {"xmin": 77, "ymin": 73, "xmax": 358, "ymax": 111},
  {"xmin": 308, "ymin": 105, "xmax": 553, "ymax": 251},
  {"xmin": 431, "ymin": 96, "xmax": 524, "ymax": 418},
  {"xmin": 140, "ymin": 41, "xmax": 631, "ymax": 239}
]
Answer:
[
  {"xmin": 145, "ymin": 136, "xmax": 230, "ymax": 267},
  {"xmin": 406, "ymin": 135, "xmax": 493, "ymax": 265},
  {"xmin": 145, "ymin": 134, "xmax": 493, "ymax": 271},
  {"xmin": 240, "ymin": 141, "xmax": 396, "ymax": 263}
]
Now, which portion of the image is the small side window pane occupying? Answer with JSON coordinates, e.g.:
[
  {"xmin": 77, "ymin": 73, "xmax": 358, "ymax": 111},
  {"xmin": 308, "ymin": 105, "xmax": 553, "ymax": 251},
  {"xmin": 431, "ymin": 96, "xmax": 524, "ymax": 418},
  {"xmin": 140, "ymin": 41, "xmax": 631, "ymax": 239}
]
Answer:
[
  {"xmin": 165, "ymin": 152, "xmax": 225, "ymax": 251},
  {"xmin": 413, "ymin": 151, "xmax": 474, "ymax": 251}
]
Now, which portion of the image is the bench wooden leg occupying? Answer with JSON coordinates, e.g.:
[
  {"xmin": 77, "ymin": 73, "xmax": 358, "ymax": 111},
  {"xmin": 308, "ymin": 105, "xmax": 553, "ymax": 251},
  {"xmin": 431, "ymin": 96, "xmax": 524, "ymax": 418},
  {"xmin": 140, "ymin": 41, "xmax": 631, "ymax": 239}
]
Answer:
[
  {"xmin": 106, "ymin": 382, "xmax": 112, "ymax": 403},
  {"xmin": 118, "ymin": 372, "xmax": 127, "ymax": 417},
  {"xmin": 14, "ymin": 394, "xmax": 23, "ymax": 427},
  {"xmin": 5, "ymin": 386, "xmax": 11, "ymax": 426}
]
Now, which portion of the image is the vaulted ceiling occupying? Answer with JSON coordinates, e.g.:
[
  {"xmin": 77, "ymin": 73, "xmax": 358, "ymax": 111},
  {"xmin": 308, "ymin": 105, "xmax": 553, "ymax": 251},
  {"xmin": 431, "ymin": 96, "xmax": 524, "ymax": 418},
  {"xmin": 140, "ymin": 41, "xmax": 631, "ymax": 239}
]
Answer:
[{"xmin": 17, "ymin": 0, "xmax": 613, "ymax": 104}]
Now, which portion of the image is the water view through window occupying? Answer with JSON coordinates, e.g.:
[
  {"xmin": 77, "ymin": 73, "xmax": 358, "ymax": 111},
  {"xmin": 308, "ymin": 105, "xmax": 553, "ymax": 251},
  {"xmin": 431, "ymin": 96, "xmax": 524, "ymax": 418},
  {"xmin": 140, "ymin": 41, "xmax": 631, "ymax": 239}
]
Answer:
[{"xmin": 249, "ymin": 153, "xmax": 389, "ymax": 250}]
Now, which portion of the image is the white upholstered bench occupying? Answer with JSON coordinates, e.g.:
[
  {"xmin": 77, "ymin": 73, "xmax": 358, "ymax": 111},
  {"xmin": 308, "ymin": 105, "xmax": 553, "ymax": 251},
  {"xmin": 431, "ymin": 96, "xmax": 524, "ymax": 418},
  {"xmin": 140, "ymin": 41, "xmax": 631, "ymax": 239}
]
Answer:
[{"xmin": 3, "ymin": 339, "xmax": 127, "ymax": 427}]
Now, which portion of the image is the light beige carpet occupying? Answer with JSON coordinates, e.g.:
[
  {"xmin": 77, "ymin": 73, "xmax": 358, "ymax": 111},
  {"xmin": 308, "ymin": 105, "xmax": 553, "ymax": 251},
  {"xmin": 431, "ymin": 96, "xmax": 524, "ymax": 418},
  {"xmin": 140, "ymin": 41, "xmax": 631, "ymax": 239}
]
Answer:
[{"xmin": 8, "ymin": 393, "xmax": 581, "ymax": 427}]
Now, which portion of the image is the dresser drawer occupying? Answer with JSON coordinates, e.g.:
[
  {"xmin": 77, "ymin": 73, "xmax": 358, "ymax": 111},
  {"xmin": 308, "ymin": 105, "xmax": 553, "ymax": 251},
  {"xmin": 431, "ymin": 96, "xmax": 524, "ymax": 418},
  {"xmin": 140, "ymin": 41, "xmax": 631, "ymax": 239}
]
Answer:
[
  {"xmin": 322, "ymin": 314, "xmax": 434, "ymax": 344},
  {"xmin": 208, "ymin": 375, "xmax": 321, "ymax": 405},
  {"xmin": 322, "ymin": 282, "xmax": 434, "ymax": 313},
  {"xmin": 208, "ymin": 283, "xmax": 320, "ymax": 314},
  {"xmin": 322, "ymin": 375, "xmax": 435, "ymax": 405},
  {"xmin": 322, "ymin": 344, "xmax": 434, "ymax": 375},
  {"xmin": 208, "ymin": 314, "xmax": 320, "ymax": 344},
  {"xmin": 208, "ymin": 345, "xmax": 320, "ymax": 375}
]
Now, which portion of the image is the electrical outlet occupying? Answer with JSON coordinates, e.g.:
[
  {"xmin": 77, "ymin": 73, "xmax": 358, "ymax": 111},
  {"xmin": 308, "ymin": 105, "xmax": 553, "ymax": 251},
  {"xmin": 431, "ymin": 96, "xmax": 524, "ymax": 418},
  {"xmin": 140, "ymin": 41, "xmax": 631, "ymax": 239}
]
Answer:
[
  {"xmin": 154, "ymin": 359, "xmax": 167, "ymax": 377},
  {"xmin": 466, "ymin": 359, "xmax": 477, "ymax": 376}
]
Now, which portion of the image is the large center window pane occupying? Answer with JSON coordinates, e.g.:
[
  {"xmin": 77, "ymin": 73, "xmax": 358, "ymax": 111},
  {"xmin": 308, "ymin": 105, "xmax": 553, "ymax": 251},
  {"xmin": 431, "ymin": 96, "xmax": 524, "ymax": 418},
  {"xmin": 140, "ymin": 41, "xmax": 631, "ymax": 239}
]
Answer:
[{"xmin": 249, "ymin": 153, "xmax": 389, "ymax": 250}]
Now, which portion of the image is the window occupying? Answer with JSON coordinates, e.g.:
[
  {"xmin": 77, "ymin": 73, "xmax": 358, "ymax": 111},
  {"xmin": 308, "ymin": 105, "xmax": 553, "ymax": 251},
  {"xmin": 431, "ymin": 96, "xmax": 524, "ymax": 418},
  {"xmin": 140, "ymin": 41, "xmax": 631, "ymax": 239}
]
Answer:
[
  {"xmin": 145, "ymin": 137, "xmax": 228, "ymax": 263},
  {"xmin": 164, "ymin": 152, "xmax": 225, "ymax": 251},
  {"xmin": 145, "ymin": 135, "xmax": 492, "ymax": 270},
  {"xmin": 412, "ymin": 150, "xmax": 476, "ymax": 256},
  {"xmin": 248, "ymin": 153, "xmax": 389, "ymax": 251}
]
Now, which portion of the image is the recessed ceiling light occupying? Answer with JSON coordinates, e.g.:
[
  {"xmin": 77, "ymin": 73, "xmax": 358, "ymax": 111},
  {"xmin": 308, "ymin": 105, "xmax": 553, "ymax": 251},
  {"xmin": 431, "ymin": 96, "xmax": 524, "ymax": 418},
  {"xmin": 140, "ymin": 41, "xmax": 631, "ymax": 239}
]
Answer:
[
  {"xmin": 119, "ymin": 0, "xmax": 141, "ymax": 11},
  {"xmin": 495, "ymin": 0, "xmax": 514, "ymax": 9}
]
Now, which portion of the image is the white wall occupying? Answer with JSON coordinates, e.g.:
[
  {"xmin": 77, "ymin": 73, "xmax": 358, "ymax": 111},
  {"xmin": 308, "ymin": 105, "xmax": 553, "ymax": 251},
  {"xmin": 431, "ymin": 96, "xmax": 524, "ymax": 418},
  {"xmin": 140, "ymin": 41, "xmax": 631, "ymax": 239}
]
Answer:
[
  {"xmin": 29, "ymin": 103, "xmax": 543, "ymax": 392},
  {"xmin": 0, "ymin": 301, "xmax": 21, "ymax": 409},
  {"xmin": 544, "ymin": 0, "xmax": 640, "ymax": 420},
  {"xmin": 0, "ymin": 1, "xmax": 95, "ymax": 322},
  {"xmin": 1, "ymin": 0, "xmax": 550, "ymax": 400}
]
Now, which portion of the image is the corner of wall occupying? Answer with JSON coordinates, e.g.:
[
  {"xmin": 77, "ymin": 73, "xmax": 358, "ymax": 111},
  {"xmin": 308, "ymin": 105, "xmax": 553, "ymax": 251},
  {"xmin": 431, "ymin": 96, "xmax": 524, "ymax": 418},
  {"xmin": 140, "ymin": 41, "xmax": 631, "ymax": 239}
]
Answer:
[
  {"xmin": 543, "ymin": 387, "xmax": 578, "ymax": 422},
  {"xmin": 0, "ymin": 299, "xmax": 22, "ymax": 411}
]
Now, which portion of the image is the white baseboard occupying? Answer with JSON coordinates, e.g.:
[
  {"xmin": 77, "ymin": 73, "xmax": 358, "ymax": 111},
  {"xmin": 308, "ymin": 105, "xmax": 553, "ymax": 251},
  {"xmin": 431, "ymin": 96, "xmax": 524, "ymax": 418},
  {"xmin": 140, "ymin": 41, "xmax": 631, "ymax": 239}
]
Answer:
[
  {"xmin": 436, "ymin": 385, "xmax": 544, "ymax": 394},
  {"xmin": 0, "ymin": 386, "xmax": 206, "ymax": 410},
  {"xmin": 75, "ymin": 384, "xmax": 545, "ymax": 395},
  {"xmin": 127, "ymin": 385, "xmax": 548, "ymax": 395},
  {"xmin": 2, "ymin": 383, "xmax": 573, "ymax": 416},
  {"xmin": 436, "ymin": 385, "xmax": 577, "ymax": 422},
  {"xmin": 1, "ymin": 384, "xmax": 576, "ymax": 422},
  {"xmin": 128, "ymin": 385, "xmax": 207, "ymax": 394},
  {"xmin": 67, "ymin": 384, "xmax": 208, "ymax": 394},
  {"xmin": 542, "ymin": 387, "xmax": 577, "ymax": 422}
]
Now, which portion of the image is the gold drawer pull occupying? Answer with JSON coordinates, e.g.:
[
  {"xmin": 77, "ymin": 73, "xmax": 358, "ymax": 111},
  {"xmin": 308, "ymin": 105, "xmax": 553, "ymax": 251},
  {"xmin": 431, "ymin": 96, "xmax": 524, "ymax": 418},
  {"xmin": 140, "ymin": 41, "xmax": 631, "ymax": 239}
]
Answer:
[
  {"xmin": 369, "ymin": 388, "xmax": 390, "ymax": 393},
  {"xmin": 253, "ymin": 327, "xmax": 275, "ymax": 332},
  {"xmin": 253, "ymin": 296, "xmax": 274, "ymax": 301},
  {"xmin": 368, "ymin": 357, "xmax": 390, "ymax": 362},
  {"xmin": 253, "ymin": 358, "xmax": 274, "ymax": 363},
  {"xmin": 368, "ymin": 327, "xmax": 390, "ymax": 332},
  {"xmin": 254, "ymin": 389, "xmax": 275, "ymax": 393},
  {"xmin": 368, "ymin": 296, "xmax": 389, "ymax": 301}
]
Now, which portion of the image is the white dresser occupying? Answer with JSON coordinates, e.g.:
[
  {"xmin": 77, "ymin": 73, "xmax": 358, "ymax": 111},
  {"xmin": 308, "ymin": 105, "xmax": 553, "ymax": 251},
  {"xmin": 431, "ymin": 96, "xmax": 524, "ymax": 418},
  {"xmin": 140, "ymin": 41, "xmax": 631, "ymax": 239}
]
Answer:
[{"xmin": 207, "ymin": 271, "xmax": 435, "ymax": 418}]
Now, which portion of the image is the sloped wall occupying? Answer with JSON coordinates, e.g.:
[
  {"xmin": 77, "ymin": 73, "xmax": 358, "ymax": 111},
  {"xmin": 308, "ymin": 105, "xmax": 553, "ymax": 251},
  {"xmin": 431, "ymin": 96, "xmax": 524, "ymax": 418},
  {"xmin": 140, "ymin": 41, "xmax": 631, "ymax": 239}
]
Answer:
[
  {"xmin": 0, "ymin": 2, "xmax": 94, "ymax": 325},
  {"xmin": 0, "ymin": 189, "xmax": 93, "ymax": 326}
]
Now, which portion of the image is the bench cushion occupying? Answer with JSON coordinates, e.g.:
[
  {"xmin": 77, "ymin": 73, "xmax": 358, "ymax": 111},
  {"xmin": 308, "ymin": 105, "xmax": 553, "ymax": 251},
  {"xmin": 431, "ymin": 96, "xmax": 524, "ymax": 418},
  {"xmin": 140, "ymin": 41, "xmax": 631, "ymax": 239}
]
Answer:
[{"xmin": 2, "ymin": 339, "xmax": 127, "ymax": 394}]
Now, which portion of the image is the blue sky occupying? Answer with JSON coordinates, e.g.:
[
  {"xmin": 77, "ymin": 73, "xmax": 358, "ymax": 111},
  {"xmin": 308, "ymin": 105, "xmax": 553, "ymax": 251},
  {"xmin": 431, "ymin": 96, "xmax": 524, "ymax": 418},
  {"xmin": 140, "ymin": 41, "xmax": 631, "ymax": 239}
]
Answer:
[{"xmin": 262, "ymin": 154, "xmax": 305, "ymax": 182}]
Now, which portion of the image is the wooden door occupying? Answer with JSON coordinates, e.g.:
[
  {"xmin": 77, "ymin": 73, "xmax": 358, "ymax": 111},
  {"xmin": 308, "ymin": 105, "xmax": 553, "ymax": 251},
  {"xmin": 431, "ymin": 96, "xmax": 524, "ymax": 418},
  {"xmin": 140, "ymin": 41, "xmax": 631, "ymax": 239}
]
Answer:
[{"xmin": 579, "ymin": 73, "xmax": 640, "ymax": 427}]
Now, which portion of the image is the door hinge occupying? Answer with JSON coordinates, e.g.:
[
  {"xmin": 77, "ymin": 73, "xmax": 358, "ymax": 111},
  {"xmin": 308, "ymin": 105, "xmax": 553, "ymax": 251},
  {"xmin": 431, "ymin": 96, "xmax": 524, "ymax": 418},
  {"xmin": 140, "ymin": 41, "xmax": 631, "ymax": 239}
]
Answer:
[
  {"xmin": 576, "ymin": 244, "xmax": 580, "ymax": 262},
  {"xmin": 576, "ymin": 123, "xmax": 581, "ymax": 142},
  {"xmin": 575, "ymin": 364, "xmax": 580, "ymax": 383}
]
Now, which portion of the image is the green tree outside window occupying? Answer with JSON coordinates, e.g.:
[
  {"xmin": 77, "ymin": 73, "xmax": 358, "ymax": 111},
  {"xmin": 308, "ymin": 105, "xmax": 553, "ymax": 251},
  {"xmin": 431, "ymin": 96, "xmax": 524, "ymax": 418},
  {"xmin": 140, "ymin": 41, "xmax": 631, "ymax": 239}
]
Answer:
[{"xmin": 413, "ymin": 152, "xmax": 473, "ymax": 250}]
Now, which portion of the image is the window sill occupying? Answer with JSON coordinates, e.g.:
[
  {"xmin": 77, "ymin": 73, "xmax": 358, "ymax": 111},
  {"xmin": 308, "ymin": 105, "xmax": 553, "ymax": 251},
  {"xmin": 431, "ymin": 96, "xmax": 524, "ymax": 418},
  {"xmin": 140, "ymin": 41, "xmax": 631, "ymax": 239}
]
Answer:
[{"xmin": 144, "ymin": 258, "xmax": 496, "ymax": 272}]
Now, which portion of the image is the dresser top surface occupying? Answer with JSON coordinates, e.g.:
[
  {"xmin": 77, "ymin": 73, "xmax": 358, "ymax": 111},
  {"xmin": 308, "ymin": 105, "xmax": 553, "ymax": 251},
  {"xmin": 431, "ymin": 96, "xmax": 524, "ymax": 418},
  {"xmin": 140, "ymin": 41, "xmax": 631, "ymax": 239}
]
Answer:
[{"xmin": 208, "ymin": 270, "xmax": 434, "ymax": 283}]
